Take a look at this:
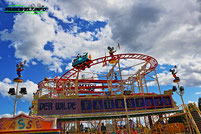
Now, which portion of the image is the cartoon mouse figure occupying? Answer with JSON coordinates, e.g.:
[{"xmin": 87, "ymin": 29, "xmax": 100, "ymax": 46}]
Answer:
[
  {"xmin": 16, "ymin": 61, "xmax": 26, "ymax": 78},
  {"xmin": 108, "ymin": 46, "xmax": 116, "ymax": 56},
  {"xmin": 170, "ymin": 65, "xmax": 180, "ymax": 80}
]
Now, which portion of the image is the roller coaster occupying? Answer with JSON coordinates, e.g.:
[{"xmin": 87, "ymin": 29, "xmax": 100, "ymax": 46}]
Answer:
[
  {"xmin": 37, "ymin": 53, "xmax": 158, "ymax": 97},
  {"xmin": 31, "ymin": 52, "xmax": 199, "ymax": 134}
]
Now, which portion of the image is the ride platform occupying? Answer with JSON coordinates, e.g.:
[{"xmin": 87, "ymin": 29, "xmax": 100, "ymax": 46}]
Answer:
[{"xmin": 14, "ymin": 78, "xmax": 23, "ymax": 83}]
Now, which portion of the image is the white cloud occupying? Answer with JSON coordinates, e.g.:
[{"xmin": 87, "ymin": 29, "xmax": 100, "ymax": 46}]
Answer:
[
  {"xmin": 2, "ymin": 0, "xmax": 201, "ymax": 118},
  {"xmin": 19, "ymin": 80, "xmax": 38, "ymax": 101},
  {"xmin": 0, "ymin": 113, "xmax": 12, "ymax": 118},
  {"xmin": 0, "ymin": 9, "xmax": 115, "ymax": 73},
  {"xmin": 1, "ymin": 0, "xmax": 201, "ymax": 87},
  {"xmin": 159, "ymin": 66, "xmax": 166, "ymax": 70},
  {"xmin": 3, "ymin": 78, "xmax": 12, "ymax": 84},
  {"xmin": 49, "ymin": 58, "xmax": 63, "ymax": 73},
  {"xmin": 9, "ymin": 15, "xmax": 55, "ymax": 60},
  {"xmin": 146, "ymin": 71, "xmax": 173, "ymax": 87},
  {"xmin": 0, "ymin": 13, "xmax": 62, "ymax": 72},
  {"xmin": 0, "ymin": 78, "xmax": 38, "ymax": 101},
  {"xmin": 195, "ymin": 92, "xmax": 201, "ymax": 95},
  {"xmin": 32, "ymin": 61, "xmax": 37, "ymax": 65},
  {"xmin": 157, "ymin": 72, "xmax": 173, "ymax": 86},
  {"xmin": 55, "ymin": 25, "xmax": 115, "ymax": 61},
  {"xmin": 0, "ymin": 111, "xmax": 28, "ymax": 118}
]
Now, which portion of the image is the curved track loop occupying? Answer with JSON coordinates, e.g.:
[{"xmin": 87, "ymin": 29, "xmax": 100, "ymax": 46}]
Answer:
[{"xmin": 38, "ymin": 53, "xmax": 158, "ymax": 90}]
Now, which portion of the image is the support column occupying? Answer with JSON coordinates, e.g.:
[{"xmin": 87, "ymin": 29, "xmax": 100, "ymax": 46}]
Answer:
[
  {"xmin": 154, "ymin": 70, "xmax": 161, "ymax": 94},
  {"xmin": 118, "ymin": 60, "xmax": 124, "ymax": 95},
  {"xmin": 148, "ymin": 116, "xmax": 153, "ymax": 128},
  {"xmin": 144, "ymin": 77, "xmax": 148, "ymax": 93},
  {"xmin": 76, "ymin": 120, "xmax": 80, "ymax": 133},
  {"xmin": 75, "ymin": 71, "xmax": 80, "ymax": 95},
  {"xmin": 13, "ymin": 82, "xmax": 19, "ymax": 117},
  {"xmin": 124, "ymin": 95, "xmax": 131, "ymax": 134}
]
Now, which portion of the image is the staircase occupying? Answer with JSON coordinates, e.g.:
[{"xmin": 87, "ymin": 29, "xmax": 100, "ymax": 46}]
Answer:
[
  {"xmin": 190, "ymin": 111, "xmax": 201, "ymax": 131},
  {"xmin": 187, "ymin": 103, "xmax": 201, "ymax": 133}
]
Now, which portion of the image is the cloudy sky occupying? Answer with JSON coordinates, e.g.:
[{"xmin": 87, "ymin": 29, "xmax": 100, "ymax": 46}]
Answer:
[{"xmin": 0, "ymin": 0, "xmax": 201, "ymax": 117}]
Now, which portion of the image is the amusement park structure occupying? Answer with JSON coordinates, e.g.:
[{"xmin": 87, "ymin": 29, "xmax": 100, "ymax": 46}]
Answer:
[
  {"xmin": 28, "ymin": 51, "xmax": 201, "ymax": 134},
  {"xmin": 38, "ymin": 53, "xmax": 159, "ymax": 97}
]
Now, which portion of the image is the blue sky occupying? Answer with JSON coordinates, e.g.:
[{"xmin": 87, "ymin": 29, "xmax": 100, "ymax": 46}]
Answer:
[{"xmin": 0, "ymin": 0, "xmax": 201, "ymax": 117}]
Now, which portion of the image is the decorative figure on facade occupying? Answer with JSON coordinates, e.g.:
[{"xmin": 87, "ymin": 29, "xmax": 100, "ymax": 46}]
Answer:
[{"xmin": 170, "ymin": 65, "xmax": 180, "ymax": 83}]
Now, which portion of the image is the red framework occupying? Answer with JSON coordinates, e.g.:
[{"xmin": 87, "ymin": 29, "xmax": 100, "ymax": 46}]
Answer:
[{"xmin": 38, "ymin": 53, "xmax": 158, "ymax": 93}]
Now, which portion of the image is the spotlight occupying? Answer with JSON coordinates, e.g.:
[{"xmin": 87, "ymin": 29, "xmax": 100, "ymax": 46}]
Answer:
[
  {"xmin": 8, "ymin": 88, "xmax": 15, "ymax": 95},
  {"xmin": 172, "ymin": 86, "xmax": 177, "ymax": 92},
  {"xmin": 179, "ymin": 86, "xmax": 184, "ymax": 92},
  {"xmin": 20, "ymin": 87, "xmax": 27, "ymax": 95}
]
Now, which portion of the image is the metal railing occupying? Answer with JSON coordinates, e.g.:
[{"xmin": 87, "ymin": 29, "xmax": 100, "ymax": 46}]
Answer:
[{"xmin": 185, "ymin": 104, "xmax": 200, "ymax": 134}]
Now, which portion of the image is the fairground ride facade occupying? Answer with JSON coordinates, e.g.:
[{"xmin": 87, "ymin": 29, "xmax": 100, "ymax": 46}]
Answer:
[{"xmin": 30, "ymin": 53, "xmax": 187, "ymax": 134}]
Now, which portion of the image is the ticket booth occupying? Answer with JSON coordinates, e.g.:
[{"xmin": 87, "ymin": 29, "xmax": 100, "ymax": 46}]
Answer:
[{"xmin": 0, "ymin": 113, "xmax": 60, "ymax": 134}]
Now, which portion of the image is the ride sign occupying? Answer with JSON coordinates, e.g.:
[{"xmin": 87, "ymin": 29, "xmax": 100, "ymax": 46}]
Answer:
[
  {"xmin": 0, "ymin": 113, "xmax": 57, "ymax": 132},
  {"xmin": 38, "ymin": 99, "xmax": 81, "ymax": 115},
  {"xmin": 37, "ymin": 95, "xmax": 174, "ymax": 116}
]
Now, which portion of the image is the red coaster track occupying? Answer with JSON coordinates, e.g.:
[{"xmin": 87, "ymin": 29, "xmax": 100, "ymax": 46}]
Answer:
[{"xmin": 38, "ymin": 53, "xmax": 158, "ymax": 95}]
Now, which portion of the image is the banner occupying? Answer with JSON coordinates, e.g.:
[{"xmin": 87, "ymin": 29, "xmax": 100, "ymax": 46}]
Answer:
[
  {"xmin": 37, "ymin": 95, "xmax": 173, "ymax": 115},
  {"xmin": 0, "ymin": 113, "xmax": 56, "ymax": 132}
]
